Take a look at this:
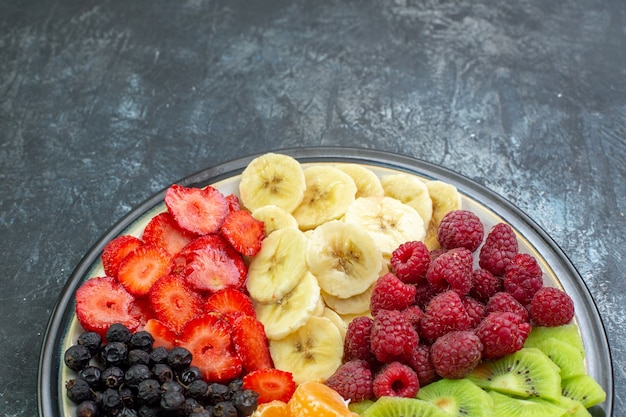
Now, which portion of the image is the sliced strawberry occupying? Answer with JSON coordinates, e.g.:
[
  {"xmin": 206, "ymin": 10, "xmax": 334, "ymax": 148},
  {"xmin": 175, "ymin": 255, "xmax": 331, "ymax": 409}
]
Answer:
[
  {"xmin": 204, "ymin": 288, "xmax": 256, "ymax": 323},
  {"xmin": 148, "ymin": 274, "xmax": 204, "ymax": 334},
  {"xmin": 143, "ymin": 318, "xmax": 176, "ymax": 349},
  {"xmin": 232, "ymin": 315, "xmax": 273, "ymax": 373},
  {"xmin": 242, "ymin": 369, "xmax": 296, "ymax": 404},
  {"xmin": 164, "ymin": 184, "xmax": 229, "ymax": 235},
  {"xmin": 75, "ymin": 276, "xmax": 141, "ymax": 337},
  {"xmin": 219, "ymin": 209, "xmax": 265, "ymax": 256},
  {"xmin": 177, "ymin": 313, "xmax": 243, "ymax": 383},
  {"xmin": 184, "ymin": 234, "xmax": 247, "ymax": 292},
  {"xmin": 142, "ymin": 211, "xmax": 198, "ymax": 256},
  {"xmin": 225, "ymin": 193, "xmax": 242, "ymax": 212},
  {"xmin": 101, "ymin": 235, "xmax": 143, "ymax": 278},
  {"xmin": 117, "ymin": 245, "xmax": 172, "ymax": 296}
]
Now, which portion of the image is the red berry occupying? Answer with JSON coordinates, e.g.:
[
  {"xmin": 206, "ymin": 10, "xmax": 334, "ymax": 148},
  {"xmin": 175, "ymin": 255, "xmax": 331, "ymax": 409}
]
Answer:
[
  {"xmin": 461, "ymin": 296, "xmax": 486, "ymax": 328},
  {"xmin": 529, "ymin": 286, "xmax": 575, "ymax": 327},
  {"xmin": 413, "ymin": 281, "xmax": 439, "ymax": 310},
  {"xmin": 242, "ymin": 368, "xmax": 296, "ymax": 404},
  {"xmin": 232, "ymin": 315, "xmax": 273, "ymax": 373},
  {"xmin": 148, "ymin": 274, "xmax": 204, "ymax": 334},
  {"xmin": 402, "ymin": 305, "xmax": 424, "ymax": 334},
  {"xmin": 204, "ymin": 288, "xmax": 257, "ymax": 323},
  {"xmin": 220, "ymin": 209, "xmax": 265, "ymax": 256},
  {"xmin": 431, "ymin": 330, "xmax": 483, "ymax": 379},
  {"xmin": 403, "ymin": 344, "xmax": 438, "ymax": 387},
  {"xmin": 142, "ymin": 319, "xmax": 176, "ymax": 350},
  {"xmin": 469, "ymin": 268, "xmax": 503, "ymax": 303},
  {"xmin": 426, "ymin": 247, "xmax": 473, "ymax": 295},
  {"xmin": 478, "ymin": 223, "xmax": 518, "ymax": 276},
  {"xmin": 325, "ymin": 360, "xmax": 374, "ymax": 402},
  {"xmin": 177, "ymin": 313, "xmax": 242, "ymax": 383},
  {"xmin": 486, "ymin": 291, "xmax": 529, "ymax": 322},
  {"xmin": 101, "ymin": 235, "xmax": 143, "ymax": 279},
  {"xmin": 475, "ymin": 311, "xmax": 531, "ymax": 359},
  {"xmin": 224, "ymin": 193, "xmax": 242, "ymax": 212},
  {"xmin": 504, "ymin": 253, "xmax": 543, "ymax": 305},
  {"xmin": 117, "ymin": 245, "xmax": 172, "ymax": 296},
  {"xmin": 420, "ymin": 290, "xmax": 470, "ymax": 342},
  {"xmin": 390, "ymin": 241, "xmax": 431, "ymax": 284},
  {"xmin": 164, "ymin": 184, "xmax": 229, "ymax": 235},
  {"xmin": 437, "ymin": 210, "xmax": 484, "ymax": 252},
  {"xmin": 370, "ymin": 310, "xmax": 419, "ymax": 364},
  {"xmin": 142, "ymin": 212, "xmax": 198, "ymax": 257},
  {"xmin": 372, "ymin": 362, "xmax": 419, "ymax": 398},
  {"xmin": 370, "ymin": 273, "xmax": 417, "ymax": 315},
  {"xmin": 343, "ymin": 316, "xmax": 376, "ymax": 363}
]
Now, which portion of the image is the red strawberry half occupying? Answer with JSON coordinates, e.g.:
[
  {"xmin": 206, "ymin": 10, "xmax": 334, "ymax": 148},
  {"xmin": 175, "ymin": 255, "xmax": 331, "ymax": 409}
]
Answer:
[
  {"xmin": 242, "ymin": 368, "xmax": 296, "ymax": 404},
  {"xmin": 219, "ymin": 209, "xmax": 265, "ymax": 256},
  {"xmin": 183, "ymin": 234, "xmax": 247, "ymax": 292},
  {"xmin": 75, "ymin": 276, "xmax": 142, "ymax": 337},
  {"xmin": 164, "ymin": 184, "xmax": 229, "ymax": 235},
  {"xmin": 142, "ymin": 211, "xmax": 197, "ymax": 256},
  {"xmin": 117, "ymin": 245, "xmax": 172, "ymax": 296},
  {"xmin": 101, "ymin": 235, "xmax": 143, "ymax": 278},
  {"xmin": 148, "ymin": 274, "xmax": 204, "ymax": 334},
  {"xmin": 232, "ymin": 315, "xmax": 273, "ymax": 373},
  {"xmin": 204, "ymin": 288, "xmax": 257, "ymax": 323},
  {"xmin": 177, "ymin": 313, "xmax": 243, "ymax": 383}
]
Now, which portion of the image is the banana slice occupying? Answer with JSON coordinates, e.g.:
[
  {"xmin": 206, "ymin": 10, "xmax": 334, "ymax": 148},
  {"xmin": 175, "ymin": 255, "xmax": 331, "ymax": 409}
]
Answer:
[
  {"xmin": 255, "ymin": 271, "xmax": 321, "ymax": 340},
  {"xmin": 321, "ymin": 283, "xmax": 374, "ymax": 315},
  {"xmin": 269, "ymin": 315, "xmax": 343, "ymax": 384},
  {"xmin": 246, "ymin": 227, "xmax": 309, "ymax": 303},
  {"xmin": 251, "ymin": 205, "xmax": 299, "ymax": 236},
  {"xmin": 335, "ymin": 163, "xmax": 385, "ymax": 198},
  {"xmin": 306, "ymin": 220, "xmax": 382, "ymax": 299},
  {"xmin": 239, "ymin": 153, "xmax": 306, "ymax": 213},
  {"xmin": 343, "ymin": 196, "xmax": 426, "ymax": 258},
  {"xmin": 380, "ymin": 173, "xmax": 433, "ymax": 227},
  {"xmin": 312, "ymin": 295, "xmax": 326, "ymax": 317},
  {"xmin": 424, "ymin": 180, "xmax": 462, "ymax": 250},
  {"xmin": 292, "ymin": 165, "xmax": 357, "ymax": 230},
  {"xmin": 322, "ymin": 307, "xmax": 347, "ymax": 339}
]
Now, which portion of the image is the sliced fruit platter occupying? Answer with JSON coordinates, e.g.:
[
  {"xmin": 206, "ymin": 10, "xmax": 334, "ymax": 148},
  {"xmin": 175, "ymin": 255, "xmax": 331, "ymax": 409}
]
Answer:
[{"xmin": 38, "ymin": 148, "xmax": 612, "ymax": 417}]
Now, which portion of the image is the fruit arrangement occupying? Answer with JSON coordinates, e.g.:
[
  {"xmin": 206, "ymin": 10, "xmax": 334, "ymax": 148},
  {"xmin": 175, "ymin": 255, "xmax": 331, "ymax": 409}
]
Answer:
[{"xmin": 62, "ymin": 152, "xmax": 607, "ymax": 417}]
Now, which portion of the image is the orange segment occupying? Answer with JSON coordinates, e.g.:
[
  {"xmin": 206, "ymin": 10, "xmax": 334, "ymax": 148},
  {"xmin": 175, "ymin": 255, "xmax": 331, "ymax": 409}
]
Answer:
[
  {"xmin": 287, "ymin": 381, "xmax": 359, "ymax": 417},
  {"xmin": 252, "ymin": 400, "xmax": 289, "ymax": 417}
]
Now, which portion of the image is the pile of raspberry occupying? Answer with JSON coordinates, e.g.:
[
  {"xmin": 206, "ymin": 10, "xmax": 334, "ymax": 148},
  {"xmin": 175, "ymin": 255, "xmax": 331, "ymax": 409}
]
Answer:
[{"xmin": 325, "ymin": 209, "xmax": 575, "ymax": 403}]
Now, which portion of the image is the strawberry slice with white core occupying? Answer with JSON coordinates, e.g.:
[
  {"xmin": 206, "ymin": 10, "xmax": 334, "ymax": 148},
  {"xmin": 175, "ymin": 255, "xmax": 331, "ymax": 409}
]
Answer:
[
  {"xmin": 143, "ymin": 318, "xmax": 177, "ymax": 350},
  {"xmin": 204, "ymin": 287, "xmax": 257, "ymax": 323},
  {"xmin": 164, "ymin": 184, "xmax": 229, "ymax": 235},
  {"xmin": 101, "ymin": 235, "xmax": 143, "ymax": 278},
  {"xmin": 117, "ymin": 245, "xmax": 172, "ymax": 296},
  {"xmin": 148, "ymin": 274, "xmax": 204, "ymax": 334},
  {"xmin": 142, "ymin": 211, "xmax": 197, "ymax": 256}
]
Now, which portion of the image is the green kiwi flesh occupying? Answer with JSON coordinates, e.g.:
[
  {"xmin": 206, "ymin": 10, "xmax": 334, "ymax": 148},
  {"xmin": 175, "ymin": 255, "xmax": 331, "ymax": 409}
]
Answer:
[
  {"xmin": 555, "ymin": 395, "xmax": 593, "ymax": 417},
  {"xmin": 524, "ymin": 324, "xmax": 585, "ymax": 358},
  {"xmin": 535, "ymin": 337, "xmax": 587, "ymax": 379},
  {"xmin": 489, "ymin": 391, "xmax": 568, "ymax": 417},
  {"xmin": 467, "ymin": 348, "xmax": 562, "ymax": 401},
  {"xmin": 349, "ymin": 399, "xmax": 375, "ymax": 415},
  {"xmin": 361, "ymin": 396, "xmax": 449, "ymax": 417},
  {"xmin": 416, "ymin": 378, "xmax": 493, "ymax": 417},
  {"xmin": 561, "ymin": 374, "xmax": 607, "ymax": 408}
]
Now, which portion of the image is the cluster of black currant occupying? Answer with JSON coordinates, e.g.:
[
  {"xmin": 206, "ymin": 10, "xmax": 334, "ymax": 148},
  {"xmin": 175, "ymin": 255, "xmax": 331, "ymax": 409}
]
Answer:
[{"xmin": 63, "ymin": 323, "xmax": 258, "ymax": 417}]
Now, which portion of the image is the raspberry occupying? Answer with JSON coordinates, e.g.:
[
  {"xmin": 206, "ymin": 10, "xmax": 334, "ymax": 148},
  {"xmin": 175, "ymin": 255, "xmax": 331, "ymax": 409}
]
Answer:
[
  {"xmin": 404, "ymin": 344, "xmax": 438, "ymax": 387},
  {"xmin": 413, "ymin": 281, "xmax": 438, "ymax": 310},
  {"xmin": 372, "ymin": 362, "xmax": 419, "ymax": 398},
  {"xmin": 402, "ymin": 305, "xmax": 424, "ymax": 333},
  {"xmin": 504, "ymin": 253, "xmax": 544, "ymax": 304},
  {"xmin": 475, "ymin": 311, "xmax": 531, "ymax": 359},
  {"xmin": 429, "ymin": 248, "xmax": 448, "ymax": 261},
  {"xmin": 370, "ymin": 273, "xmax": 417, "ymax": 315},
  {"xmin": 478, "ymin": 223, "xmax": 518, "ymax": 276},
  {"xmin": 430, "ymin": 330, "xmax": 483, "ymax": 379},
  {"xmin": 426, "ymin": 247, "xmax": 473, "ymax": 295},
  {"xmin": 325, "ymin": 360, "xmax": 374, "ymax": 402},
  {"xmin": 390, "ymin": 241, "xmax": 431, "ymax": 284},
  {"xmin": 370, "ymin": 310, "xmax": 419, "ymax": 363},
  {"xmin": 486, "ymin": 291, "xmax": 529, "ymax": 322},
  {"xmin": 420, "ymin": 290, "xmax": 470, "ymax": 342},
  {"xmin": 461, "ymin": 296, "xmax": 486, "ymax": 328},
  {"xmin": 437, "ymin": 210, "xmax": 485, "ymax": 252},
  {"xmin": 529, "ymin": 287, "xmax": 575, "ymax": 327},
  {"xmin": 343, "ymin": 316, "xmax": 375, "ymax": 363},
  {"xmin": 469, "ymin": 268, "xmax": 503, "ymax": 302}
]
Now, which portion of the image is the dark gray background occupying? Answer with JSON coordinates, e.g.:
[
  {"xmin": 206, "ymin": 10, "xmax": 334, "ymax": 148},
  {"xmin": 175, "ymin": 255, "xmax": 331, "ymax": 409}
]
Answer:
[{"xmin": 1, "ymin": 0, "xmax": 624, "ymax": 415}]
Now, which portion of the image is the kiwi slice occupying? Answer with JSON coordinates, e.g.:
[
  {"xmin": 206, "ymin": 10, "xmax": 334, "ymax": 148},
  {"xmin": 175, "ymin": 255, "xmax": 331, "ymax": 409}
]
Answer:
[
  {"xmin": 556, "ymin": 395, "xmax": 593, "ymax": 417},
  {"xmin": 416, "ymin": 378, "xmax": 493, "ymax": 417},
  {"xmin": 361, "ymin": 396, "xmax": 449, "ymax": 417},
  {"xmin": 535, "ymin": 337, "xmax": 587, "ymax": 379},
  {"xmin": 524, "ymin": 324, "xmax": 585, "ymax": 358},
  {"xmin": 349, "ymin": 399, "xmax": 375, "ymax": 415},
  {"xmin": 467, "ymin": 348, "xmax": 562, "ymax": 402},
  {"xmin": 561, "ymin": 374, "xmax": 607, "ymax": 408},
  {"xmin": 489, "ymin": 391, "xmax": 568, "ymax": 417}
]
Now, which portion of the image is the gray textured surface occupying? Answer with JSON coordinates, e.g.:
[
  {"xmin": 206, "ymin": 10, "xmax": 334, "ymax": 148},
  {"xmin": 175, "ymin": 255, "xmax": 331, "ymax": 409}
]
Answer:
[{"xmin": 1, "ymin": 0, "xmax": 624, "ymax": 415}]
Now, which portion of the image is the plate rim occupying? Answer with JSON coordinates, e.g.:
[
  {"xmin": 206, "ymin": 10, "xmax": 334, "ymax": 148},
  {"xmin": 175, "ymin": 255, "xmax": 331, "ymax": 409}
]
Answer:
[{"xmin": 37, "ymin": 146, "xmax": 614, "ymax": 416}]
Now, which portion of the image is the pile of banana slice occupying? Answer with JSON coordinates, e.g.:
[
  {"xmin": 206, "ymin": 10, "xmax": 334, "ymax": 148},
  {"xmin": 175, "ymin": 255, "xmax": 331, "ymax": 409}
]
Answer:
[{"xmin": 238, "ymin": 153, "xmax": 461, "ymax": 385}]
